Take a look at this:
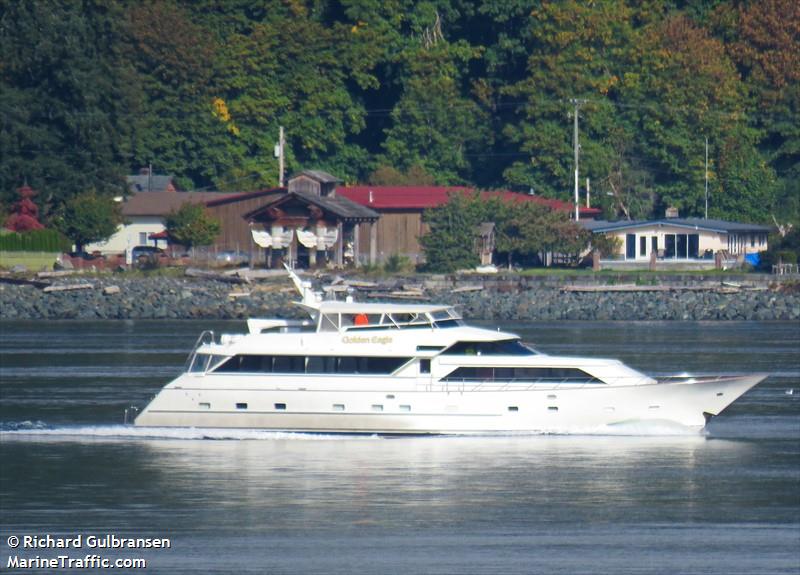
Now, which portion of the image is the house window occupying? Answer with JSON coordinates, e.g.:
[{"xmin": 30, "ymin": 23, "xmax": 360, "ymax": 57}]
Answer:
[
  {"xmin": 639, "ymin": 236, "xmax": 647, "ymax": 257},
  {"xmin": 139, "ymin": 232, "xmax": 148, "ymax": 245},
  {"xmin": 651, "ymin": 236, "xmax": 658, "ymax": 254}
]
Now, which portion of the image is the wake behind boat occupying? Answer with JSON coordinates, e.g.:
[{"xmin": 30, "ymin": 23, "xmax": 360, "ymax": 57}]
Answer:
[{"xmin": 134, "ymin": 269, "xmax": 766, "ymax": 434}]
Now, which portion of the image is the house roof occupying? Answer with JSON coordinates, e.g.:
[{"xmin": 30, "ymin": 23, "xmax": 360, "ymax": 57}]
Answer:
[
  {"xmin": 204, "ymin": 187, "xmax": 286, "ymax": 207},
  {"xmin": 126, "ymin": 174, "xmax": 176, "ymax": 193},
  {"xmin": 244, "ymin": 190, "xmax": 379, "ymax": 222},
  {"xmin": 337, "ymin": 185, "xmax": 601, "ymax": 216},
  {"xmin": 121, "ymin": 192, "xmax": 236, "ymax": 217},
  {"xmin": 582, "ymin": 218, "xmax": 772, "ymax": 234},
  {"xmin": 290, "ymin": 169, "xmax": 342, "ymax": 184}
]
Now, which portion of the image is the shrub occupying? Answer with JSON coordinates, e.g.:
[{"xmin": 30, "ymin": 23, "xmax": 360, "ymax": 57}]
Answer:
[{"xmin": 0, "ymin": 229, "xmax": 71, "ymax": 252}]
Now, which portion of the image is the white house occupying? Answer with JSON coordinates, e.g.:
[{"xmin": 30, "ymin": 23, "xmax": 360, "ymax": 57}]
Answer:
[
  {"xmin": 86, "ymin": 191, "xmax": 234, "ymax": 255},
  {"xmin": 583, "ymin": 217, "xmax": 771, "ymax": 267}
]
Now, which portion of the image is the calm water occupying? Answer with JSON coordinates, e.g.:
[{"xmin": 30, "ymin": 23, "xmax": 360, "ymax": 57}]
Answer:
[{"xmin": 0, "ymin": 320, "xmax": 798, "ymax": 574}]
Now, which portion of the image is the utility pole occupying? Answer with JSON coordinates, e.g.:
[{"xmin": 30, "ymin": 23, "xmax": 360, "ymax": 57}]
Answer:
[
  {"xmin": 586, "ymin": 177, "xmax": 591, "ymax": 208},
  {"xmin": 704, "ymin": 137, "xmax": 709, "ymax": 219},
  {"xmin": 278, "ymin": 126, "xmax": 285, "ymax": 188},
  {"xmin": 570, "ymin": 99, "xmax": 586, "ymax": 221}
]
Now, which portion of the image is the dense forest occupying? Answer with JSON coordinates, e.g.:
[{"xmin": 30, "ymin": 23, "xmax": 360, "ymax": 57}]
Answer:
[{"xmin": 1, "ymin": 0, "xmax": 798, "ymax": 225}]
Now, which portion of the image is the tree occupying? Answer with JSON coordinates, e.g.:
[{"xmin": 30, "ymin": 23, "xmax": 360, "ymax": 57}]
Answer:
[
  {"xmin": 5, "ymin": 185, "xmax": 45, "ymax": 232},
  {"xmin": 420, "ymin": 192, "xmax": 487, "ymax": 272},
  {"xmin": 164, "ymin": 203, "xmax": 220, "ymax": 250},
  {"xmin": 495, "ymin": 201, "xmax": 590, "ymax": 267},
  {"xmin": 54, "ymin": 191, "xmax": 124, "ymax": 251},
  {"xmin": 0, "ymin": 1, "xmax": 132, "ymax": 215}
]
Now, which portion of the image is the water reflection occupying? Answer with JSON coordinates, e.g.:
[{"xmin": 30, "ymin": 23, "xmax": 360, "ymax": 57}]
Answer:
[{"xmin": 6, "ymin": 432, "xmax": 781, "ymax": 535}]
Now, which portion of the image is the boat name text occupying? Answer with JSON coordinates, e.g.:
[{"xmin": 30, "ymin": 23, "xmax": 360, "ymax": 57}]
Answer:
[{"xmin": 342, "ymin": 336, "xmax": 393, "ymax": 345}]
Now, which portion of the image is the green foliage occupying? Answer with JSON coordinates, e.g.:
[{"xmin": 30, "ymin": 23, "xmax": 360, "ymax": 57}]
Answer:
[
  {"xmin": 422, "ymin": 192, "xmax": 591, "ymax": 271},
  {"xmin": 0, "ymin": 0, "xmax": 794, "ymax": 227},
  {"xmin": 383, "ymin": 254, "xmax": 414, "ymax": 273},
  {"xmin": 761, "ymin": 228, "xmax": 800, "ymax": 269},
  {"xmin": 368, "ymin": 165, "xmax": 436, "ymax": 185},
  {"xmin": 0, "ymin": 229, "xmax": 71, "ymax": 252},
  {"xmin": 420, "ymin": 192, "xmax": 486, "ymax": 272},
  {"xmin": 590, "ymin": 234, "xmax": 623, "ymax": 258},
  {"xmin": 164, "ymin": 203, "xmax": 221, "ymax": 249},
  {"xmin": 54, "ymin": 191, "xmax": 124, "ymax": 251},
  {"xmin": 0, "ymin": 1, "xmax": 131, "ymax": 216}
]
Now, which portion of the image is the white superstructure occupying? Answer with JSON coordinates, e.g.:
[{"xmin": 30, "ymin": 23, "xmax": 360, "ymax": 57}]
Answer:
[{"xmin": 134, "ymin": 270, "xmax": 766, "ymax": 434}]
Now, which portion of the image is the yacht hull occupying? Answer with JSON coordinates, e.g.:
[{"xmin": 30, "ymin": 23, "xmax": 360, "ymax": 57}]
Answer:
[{"xmin": 134, "ymin": 373, "xmax": 765, "ymax": 434}]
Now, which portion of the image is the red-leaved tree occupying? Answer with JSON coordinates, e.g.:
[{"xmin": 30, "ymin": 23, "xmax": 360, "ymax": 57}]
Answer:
[{"xmin": 5, "ymin": 185, "xmax": 45, "ymax": 232}]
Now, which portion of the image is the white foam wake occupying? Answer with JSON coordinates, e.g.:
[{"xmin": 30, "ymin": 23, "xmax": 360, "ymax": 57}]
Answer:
[{"xmin": 0, "ymin": 422, "xmax": 373, "ymax": 441}]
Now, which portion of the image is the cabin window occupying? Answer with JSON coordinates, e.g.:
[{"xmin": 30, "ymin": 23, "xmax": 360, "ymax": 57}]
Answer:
[
  {"xmin": 236, "ymin": 403, "xmax": 248, "ymax": 410},
  {"xmin": 420, "ymin": 359, "xmax": 431, "ymax": 374},
  {"xmin": 199, "ymin": 402, "xmax": 211, "ymax": 410},
  {"xmin": 189, "ymin": 354, "xmax": 212, "ymax": 373},
  {"xmin": 441, "ymin": 366, "xmax": 600, "ymax": 384},
  {"xmin": 371, "ymin": 404, "xmax": 383, "ymax": 412},
  {"xmin": 273, "ymin": 355, "xmax": 304, "ymax": 373},
  {"xmin": 399, "ymin": 405, "xmax": 411, "ymax": 412},
  {"xmin": 332, "ymin": 404, "xmax": 345, "ymax": 411},
  {"xmin": 508, "ymin": 406, "xmax": 519, "ymax": 412},
  {"xmin": 274, "ymin": 403, "xmax": 286, "ymax": 410},
  {"xmin": 442, "ymin": 340, "xmax": 536, "ymax": 356},
  {"xmin": 417, "ymin": 345, "xmax": 445, "ymax": 352},
  {"xmin": 213, "ymin": 355, "xmax": 409, "ymax": 375}
]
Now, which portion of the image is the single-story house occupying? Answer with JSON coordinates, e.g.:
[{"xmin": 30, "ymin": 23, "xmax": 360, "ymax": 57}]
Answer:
[
  {"xmin": 583, "ymin": 217, "xmax": 771, "ymax": 268},
  {"xmin": 86, "ymin": 191, "xmax": 235, "ymax": 255}
]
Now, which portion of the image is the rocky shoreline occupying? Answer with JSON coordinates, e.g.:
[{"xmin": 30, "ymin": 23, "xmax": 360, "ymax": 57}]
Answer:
[{"xmin": 1, "ymin": 271, "xmax": 799, "ymax": 321}]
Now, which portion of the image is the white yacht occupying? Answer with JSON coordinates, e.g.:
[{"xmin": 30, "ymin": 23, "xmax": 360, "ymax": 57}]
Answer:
[{"xmin": 134, "ymin": 270, "xmax": 766, "ymax": 434}]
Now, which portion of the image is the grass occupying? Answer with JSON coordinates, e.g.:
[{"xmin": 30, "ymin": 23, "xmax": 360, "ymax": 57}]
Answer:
[{"xmin": 0, "ymin": 251, "xmax": 59, "ymax": 271}]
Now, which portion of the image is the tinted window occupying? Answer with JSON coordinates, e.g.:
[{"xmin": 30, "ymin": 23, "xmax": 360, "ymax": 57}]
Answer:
[
  {"xmin": 442, "ymin": 340, "xmax": 536, "ymax": 356},
  {"xmin": 442, "ymin": 366, "xmax": 600, "ymax": 384},
  {"xmin": 214, "ymin": 355, "xmax": 409, "ymax": 375}
]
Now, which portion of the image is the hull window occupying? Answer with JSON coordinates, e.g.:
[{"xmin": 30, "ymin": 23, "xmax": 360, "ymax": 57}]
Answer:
[
  {"xmin": 274, "ymin": 403, "xmax": 287, "ymax": 410},
  {"xmin": 235, "ymin": 403, "xmax": 248, "ymax": 410}
]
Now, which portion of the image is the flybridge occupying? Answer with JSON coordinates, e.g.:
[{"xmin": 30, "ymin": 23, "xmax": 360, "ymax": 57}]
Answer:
[{"xmin": 282, "ymin": 265, "xmax": 465, "ymax": 333}]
